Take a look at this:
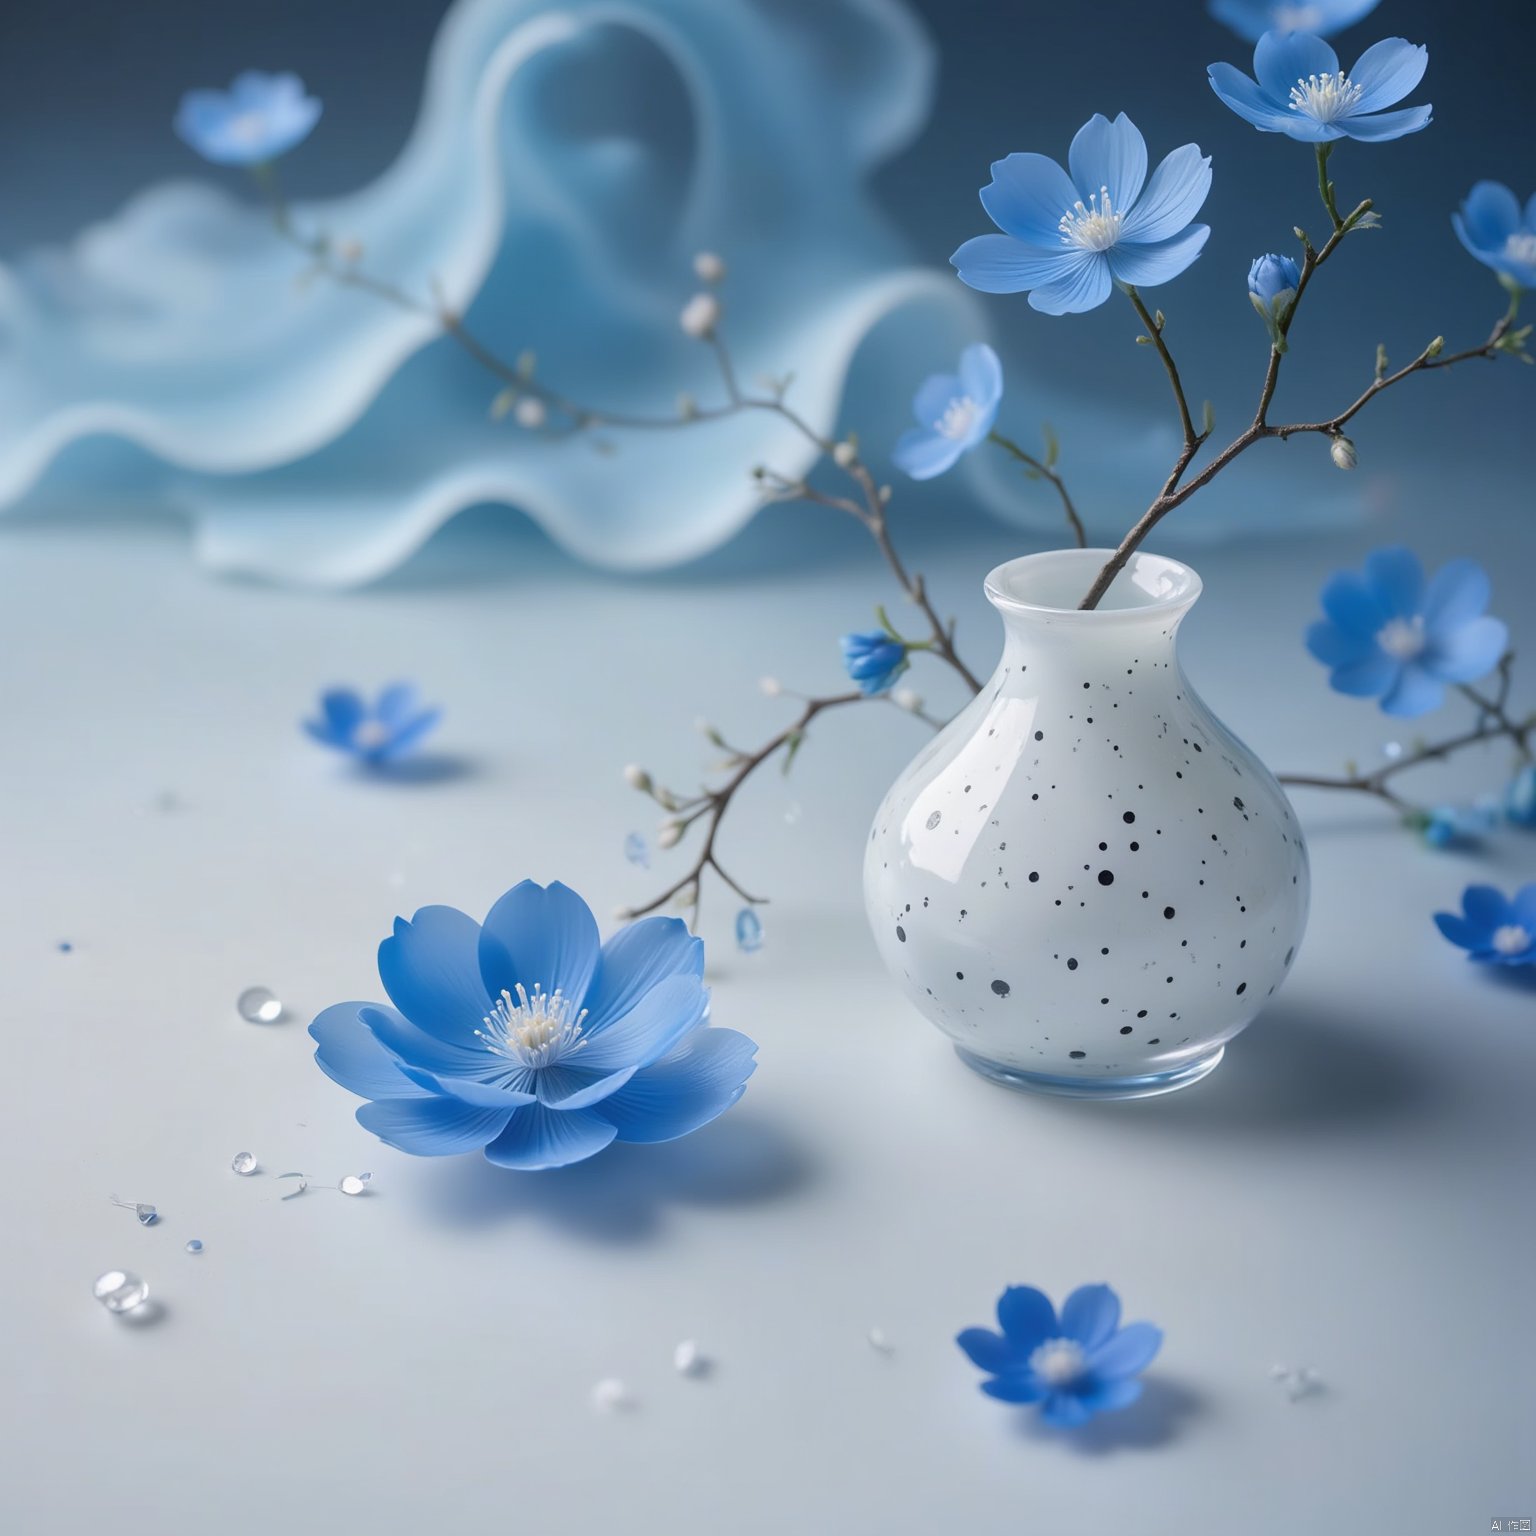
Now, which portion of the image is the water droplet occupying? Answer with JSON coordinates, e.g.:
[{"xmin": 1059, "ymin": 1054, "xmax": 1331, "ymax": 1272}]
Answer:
[
  {"xmin": 57, "ymin": 941, "xmax": 74, "ymax": 953},
  {"xmin": 93, "ymin": 1270, "xmax": 149, "ymax": 1313},
  {"xmin": 1380, "ymin": 740, "xmax": 1404, "ymax": 761},
  {"xmin": 185, "ymin": 1239, "xmax": 203, "ymax": 1254},
  {"xmin": 783, "ymin": 800, "xmax": 802, "ymax": 826},
  {"xmin": 236, "ymin": 986, "xmax": 282, "ymax": 1024},
  {"xmin": 867, "ymin": 1327, "xmax": 895, "ymax": 1354},
  {"xmin": 135, "ymin": 1204, "xmax": 157, "ymax": 1226},
  {"xmin": 277, "ymin": 1172, "xmax": 308, "ymax": 1199},
  {"xmin": 673, "ymin": 1339, "xmax": 707, "ymax": 1376},
  {"xmin": 338, "ymin": 1174, "xmax": 371, "ymax": 1196},
  {"xmin": 735, "ymin": 908, "xmax": 763, "ymax": 954},
  {"xmin": 230, "ymin": 1151, "xmax": 258, "ymax": 1176},
  {"xmin": 590, "ymin": 1378, "xmax": 632, "ymax": 1413},
  {"xmin": 623, "ymin": 832, "xmax": 650, "ymax": 869},
  {"xmin": 925, "ymin": 810, "xmax": 942, "ymax": 830}
]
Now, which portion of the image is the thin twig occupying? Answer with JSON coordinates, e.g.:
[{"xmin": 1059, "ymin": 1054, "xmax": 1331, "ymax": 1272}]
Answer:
[{"xmin": 987, "ymin": 430, "xmax": 1086, "ymax": 547}]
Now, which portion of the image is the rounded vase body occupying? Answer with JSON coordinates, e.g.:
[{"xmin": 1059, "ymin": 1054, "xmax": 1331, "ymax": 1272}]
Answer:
[{"xmin": 864, "ymin": 549, "xmax": 1309, "ymax": 1098}]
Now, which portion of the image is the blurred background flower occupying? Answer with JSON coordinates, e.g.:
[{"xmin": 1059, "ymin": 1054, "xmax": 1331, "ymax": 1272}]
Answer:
[
  {"xmin": 303, "ymin": 682, "xmax": 443, "ymax": 765},
  {"xmin": 1452, "ymin": 181, "xmax": 1536, "ymax": 292}
]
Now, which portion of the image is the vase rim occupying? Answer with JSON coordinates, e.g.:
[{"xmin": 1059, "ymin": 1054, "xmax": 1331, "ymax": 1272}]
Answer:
[{"xmin": 985, "ymin": 548, "xmax": 1202, "ymax": 624}]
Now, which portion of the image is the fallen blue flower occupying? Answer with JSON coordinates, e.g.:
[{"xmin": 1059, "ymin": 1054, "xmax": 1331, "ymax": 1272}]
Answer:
[
  {"xmin": 1209, "ymin": 30, "xmax": 1431, "ymax": 143},
  {"xmin": 1452, "ymin": 182, "xmax": 1536, "ymax": 293},
  {"xmin": 957, "ymin": 1283, "xmax": 1163, "ymax": 1428},
  {"xmin": 1434, "ymin": 884, "xmax": 1536, "ymax": 966},
  {"xmin": 1305, "ymin": 548, "xmax": 1507, "ymax": 718},
  {"xmin": 175, "ymin": 71, "xmax": 321, "ymax": 166},
  {"xmin": 304, "ymin": 683, "xmax": 443, "ymax": 765},
  {"xmin": 311, "ymin": 881, "xmax": 758, "ymax": 1168},
  {"xmin": 952, "ymin": 113, "xmax": 1211, "ymax": 314},
  {"xmin": 892, "ymin": 344, "xmax": 1003, "ymax": 480}
]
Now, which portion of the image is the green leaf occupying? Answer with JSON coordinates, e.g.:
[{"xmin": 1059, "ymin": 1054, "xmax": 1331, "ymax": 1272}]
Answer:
[
  {"xmin": 1041, "ymin": 421, "xmax": 1060, "ymax": 469},
  {"xmin": 782, "ymin": 730, "xmax": 805, "ymax": 776}
]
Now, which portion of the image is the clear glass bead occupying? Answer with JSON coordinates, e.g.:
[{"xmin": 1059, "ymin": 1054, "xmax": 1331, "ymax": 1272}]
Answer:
[
  {"xmin": 230, "ymin": 1151, "xmax": 258, "ymax": 1175},
  {"xmin": 184, "ymin": 1239, "xmax": 203, "ymax": 1254},
  {"xmin": 134, "ymin": 1203, "xmax": 158, "ymax": 1226},
  {"xmin": 338, "ymin": 1173, "xmax": 371, "ymax": 1196},
  {"xmin": 735, "ymin": 908, "xmax": 763, "ymax": 954},
  {"xmin": 94, "ymin": 1270, "xmax": 149, "ymax": 1313},
  {"xmin": 236, "ymin": 986, "xmax": 283, "ymax": 1024}
]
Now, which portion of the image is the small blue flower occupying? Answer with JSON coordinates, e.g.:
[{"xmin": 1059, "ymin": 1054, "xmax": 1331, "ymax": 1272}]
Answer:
[
  {"xmin": 310, "ymin": 881, "xmax": 757, "ymax": 1169},
  {"xmin": 1209, "ymin": 0, "xmax": 1382, "ymax": 43},
  {"xmin": 1434, "ymin": 884, "xmax": 1536, "ymax": 966},
  {"xmin": 957, "ymin": 1283, "xmax": 1163, "ymax": 1428},
  {"xmin": 841, "ymin": 631, "xmax": 909, "ymax": 695},
  {"xmin": 892, "ymin": 344, "xmax": 1003, "ymax": 480},
  {"xmin": 1420, "ymin": 801, "xmax": 1496, "ymax": 850},
  {"xmin": 175, "ymin": 72, "xmax": 321, "ymax": 166},
  {"xmin": 951, "ymin": 113, "xmax": 1211, "ymax": 315},
  {"xmin": 1506, "ymin": 765, "xmax": 1536, "ymax": 828},
  {"xmin": 1248, "ymin": 252, "xmax": 1301, "ymax": 346},
  {"xmin": 1305, "ymin": 548, "xmax": 1507, "ymax": 718},
  {"xmin": 304, "ymin": 683, "xmax": 443, "ymax": 764},
  {"xmin": 1209, "ymin": 31, "xmax": 1431, "ymax": 143},
  {"xmin": 1453, "ymin": 182, "xmax": 1536, "ymax": 293}
]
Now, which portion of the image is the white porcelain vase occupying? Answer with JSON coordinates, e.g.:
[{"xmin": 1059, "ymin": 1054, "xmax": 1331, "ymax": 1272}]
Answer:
[{"xmin": 863, "ymin": 549, "xmax": 1309, "ymax": 1099}]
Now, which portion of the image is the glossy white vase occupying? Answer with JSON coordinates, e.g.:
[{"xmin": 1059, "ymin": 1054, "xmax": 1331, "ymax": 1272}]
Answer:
[{"xmin": 863, "ymin": 549, "xmax": 1309, "ymax": 1099}]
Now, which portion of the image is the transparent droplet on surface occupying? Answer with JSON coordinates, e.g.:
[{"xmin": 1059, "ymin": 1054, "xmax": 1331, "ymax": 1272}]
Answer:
[
  {"xmin": 867, "ymin": 1327, "xmax": 895, "ymax": 1354},
  {"xmin": 735, "ymin": 908, "xmax": 763, "ymax": 954},
  {"xmin": 338, "ymin": 1173, "xmax": 371, "ymax": 1196},
  {"xmin": 184, "ymin": 1239, "xmax": 203, "ymax": 1254},
  {"xmin": 94, "ymin": 1270, "xmax": 149, "ymax": 1313},
  {"xmin": 673, "ymin": 1339, "xmax": 706, "ymax": 1376},
  {"xmin": 590, "ymin": 1378, "xmax": 632, "ymax": 1413},
  {"xmin": 623, "ymin": 832, "xmax": 650, "ymax": 869},
  {"xmin": 135, "ymin": 1204, "xmax": 158, "ymax": 1226},
  {"xmin": 1381, "ymin": 740, "xmax": 1404, "ymax": 761},
  {"xmin": 236, "ymin": 986, "xmax": 283, "ymax": 1024},
  {"xmin": 277, "ymin": 1172, "xmax": 308, "ymax": 1199},
  {"xmin": 230, "ymin": 1151, "xmax": 258, "ymax": 1176},
  {"xmin": 57, "ymin": 941, "xmax": 74, "ymax": 953},
  {"xmin": 783, "ymin": 800, "xmax": 802, "ymax": 826}
]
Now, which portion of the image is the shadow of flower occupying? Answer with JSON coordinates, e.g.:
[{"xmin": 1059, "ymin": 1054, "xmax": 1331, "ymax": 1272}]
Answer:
[
  {"xmin": 409, "ymin": 1111, "xmax": 816, "ymax": 1243},
  {"xmin": 1015, "ymin": 1375, "xmax": 1206, "ymax": 1455},
  {"xmin": 348, "ymin": 753, "xmax": 479, "ymax": 787}
]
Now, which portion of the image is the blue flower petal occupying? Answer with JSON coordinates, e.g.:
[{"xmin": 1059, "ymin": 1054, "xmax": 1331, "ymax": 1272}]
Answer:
[
  {"xmin": 1363, "ymin": 546, "xmax": 1424, "ymax": 618},
  {"xmin": 1426, "ymin": 616, "xmax": 1507, "ymax": 684},
  {"xmin": 321, "ymin": 687, "xmax": 366, "ymax": 738},
  {"xmin": 1329, "ymin": 653, "xmax": 1398, "ymax": 697},
  {"xmin": 360, "ymin": 1003, "xmax": 497, "ymax": 1081},
  {"xmin": 1464, "ymin": 885, "xmax": 1513, "ymax": 931},
  {"xmin": 996, "ymin": 1285, "xmax": 1058, "ymax": 1350},
  {"xmin": 374, "ymin": 682, "xmax": 419, "ymax": 726},
  {"xmin": 309, "ymin": 1001, "xmax": 430, "ymax": 1100},
  {"xmin": 577, "ymin": 972, "xmax": 710, "ymax": 1072},
  {"xmin": 1512, "ymin": 884, "xmax": 1536, "ymax": 931},
  {"xmin": 1433, "ymin": 912, "xmax": 1482, "ymax": 951},
  {"xmin": 1080, "ymin": 1376, "xmax": 1143, "ymax": 1413},
  {"xmin": 1119, "ymin": 144, "xmax": 1213, "ymax": 244},
  {"xmin": 1347, "ymin": 37, "xmax": 1428, "ymax": 114},
  {"xmin": 1208, "ymin": 0, "xmax": 1382, "ymax": 43},
  {"xmin": 356, "ymin": 1096, "xmax": 512, "ymax": 1155},
  {"xmin": 1028, "ymin": 252, "xmax": 1113, "ymax": 315},
  {"xmin": 392, "ymin": 1061, "xmax": 537, "ymax": 1107},
  {"xmin": 958, "ymin": 344, "xmax": 1003, "ymax": 412},
  {"xmin": 956, "ymin": 1327, "xmax": 1018, "ymax": 1374},
  {"xmin": 1422, "ymin": 558, "xmax": 1492, "ymax": 631},
  {"xmin": 303, "ymin": 717, "xmax": 348, "ymax": 749},
  {"xmin": 1039, "ymin": 1391, "xmax": 1095, "ymax": 1428},
  {"xmin": 1105, "ymin": 225, "xmax": 1210, "ymax": 288},
  {"xmin": 893, "ymin": 426, "xmax": 965, "ymax": 480},
  {"xmin": 1254, "ymin": 31, "xmax": 1341, "ymax": 102},
  {"xmin": 584, "ymin": 915, "xmax": 704, "ymax": 1031},
  {"xmin": 1060, "ymin": 1284, "xmax": 1122, "ymax": 1350},
  {"xmin": 1087, "ymin": 1321, "xmax": 1163, "ymax": 1380},
  {"xmin": 1456, "ymin": 182, "xmax": 1523, "ymax": 250},
  {"xmin": 531, "ymin": 1063, "xmax": 638, "ymax": 1109},
  {"xmin": 478, "ymin": 880, "xmax": 601, "ymax": 1012},
  {"xmin": 950, "ymin": 234, "xmax": 1075, "ymax": 295},
  {"xmin": 1342, "ymin": 103, "xmax": 1432, "ymax": 142},
  {"xmin": 1207, "ymin": 62, "xmax": 1305, "ymax": 134},
  {"xmin": 1305, "ymin": 619, "xmax": 1376, "ymax": 668},
  {"xmin": 482, "ymin": 1104, "xmax": 618, "ymax": 1170},
  {"xmin": 592, "ymin": 1026, "xmax": 757, "ymax": 1143},
  {"xmin": 378, "ymin": 904, "xmax": 492, "ymax": 1048},
  {"xmin": 980, "ymin": 1373, "xmax": 1048, "ymax": 1404},
  {"xmin": 377, "ymin": 707, "xmax": 442, "ymax": 760},
  {"xmin": 1379, "ymin": 665, "xmax": 1444, "ymax": 718},
  {"xmin": 978, "ymin": 153, "xmax": 1079, "ymax": 245},
  {"xmin": 1067, "ymin": 113, "xmax": 1148, "ymax": 211},
  {"xmin": 1320, "ymin": 570, "xmax": 1388, "ymax": 635}
]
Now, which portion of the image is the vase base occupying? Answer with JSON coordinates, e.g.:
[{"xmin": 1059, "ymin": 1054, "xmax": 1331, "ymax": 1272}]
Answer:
[{"xmin": 954, "ymin": 1043, "xmax": 1225, "ymax": 1101}]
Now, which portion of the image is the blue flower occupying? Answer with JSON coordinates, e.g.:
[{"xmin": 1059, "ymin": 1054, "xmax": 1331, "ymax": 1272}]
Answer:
[
  {"xmin": 841, "ymin": 631, "xmax": 909, "ymax": 695},
  {"xmin": 1305, "ymin": 548, "xmax": 1507, "ymax": 717},
  {"xmin": 957, "ymin": 1284, "xmax": 1163, "ymax": 1428},
  {"xmin": 1420, "ymin": 802, "xmax": 1496, "ymax": 850},
  {"xmin": 1506, "ymin": 765, "xmax": 1536, "ymax": 827},
  {"xmin": 175, "ymin": 72, "xmax": 321, "ymax": 166},
  {"xmin": 310, "ymin": 881, "xmax": 757, "ymax": 1169},
  {"xmin": 1434, "ymin": 884, "xmax": 1536, "ymax": 966},
  {"xmin": 304, "ymin": 683, "xmax": 443, "ymax": 764},
  {"xmin": 1248, "ymin": 252, "xmax": 1301, "ymax": 346},
  {"xmin": 1209, "ymin": 32, "xmax": 1431, "ymax": 143},
  {"xmin": 1209, "ymin": 0, "xmax": 1382, "ymax": 43},
  {"xmin": 1453, "ymin": 182, "xmax": 1536, "ymax": 293},
  {"xmin": 951, "ymin": 113, "xmax": 1211, "ymax": 315},
  {"xmin": 892, "ymin": 344, "xmax": 1003, "ymax": 480}
]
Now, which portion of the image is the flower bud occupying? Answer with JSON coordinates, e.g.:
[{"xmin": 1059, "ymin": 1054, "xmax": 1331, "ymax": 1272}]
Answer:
[
  {"xmin": 335, "ymin": 238, "xmax": 365, "ymax": 264},
  {"xmin": 892, "ymin": 686, "xmax": 924, "ymax": 713},
  {"xmin": 1329, "ymin": 434, "xmax": 1358, "ymax": 471},
  {"xmin": 623, "ymin": 764, "xmax": 652, "ymax": 792},
  {"xmin": 759, "ymin": 676, "xmax": 783, "ymax": 697},
  {"xmin": 679, "ymin": 292, "xmax": 721, "ymax": 339},
  {"xmin": 1247, "ymin": 253, "xmax": 1300, "ymax": 350},
  {"xmin": 832, "ymin": 440, "xmax": 857, "ymax": 469},
  {"xmin": 513, "ymin": 396, "xmax": 547, "ymax": 430},
  {"xmin": 657, "ymin": 819, "xmax": 684, "ymax": 849},
  {"xmin": 693, "ymin": 251, "xmax": 727, "ymax": 284}
]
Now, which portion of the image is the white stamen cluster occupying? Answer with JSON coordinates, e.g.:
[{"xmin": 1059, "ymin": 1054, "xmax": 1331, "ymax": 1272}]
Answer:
[
  {"xmin": 1492, "ymin": 924, "xmax": 1532, "ymax": 957},
  {"xmin": 934, "ymin": 395, "xmax": 980, "ymax": 441},
  {"xmin": 1058, "ymin": 186, "xmax": 1124, "ymax": 252},
  {"xmin": 352, "ymin": 719, "xmax": 392, "ymax": 750},
  {"xmin": 1287, "ymin": 72, "xmax": 1364, "ymax": 124},
  {"xmin": 1375, "ymin": 616, "xmax": 1426, "ymax": 661},
  {"xmin": 476, "ymin": 982, "xmax": 589, "ymax": 1068},
  {"xmin": 1028, "ymin": 1337, "xmax": 1087, "ymax": 1387},
  {"xmin": 1504, "ymin": 232, "xmax": 1536, "ymax": 268}
]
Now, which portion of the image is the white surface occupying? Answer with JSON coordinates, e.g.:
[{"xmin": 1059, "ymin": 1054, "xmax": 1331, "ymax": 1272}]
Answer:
[{"xmin": 2, "ymin": 504, "xmax": 1533, "ymax": 1534}]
